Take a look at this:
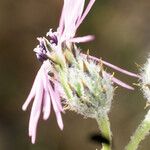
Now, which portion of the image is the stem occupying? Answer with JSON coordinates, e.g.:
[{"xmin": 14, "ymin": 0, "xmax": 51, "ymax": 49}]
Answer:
[
  {"xmin": 125, "ymin": 109, "xmax": 150, "ymax": 150},
  {"xmin": 96, "ymin": 112, "xmax": 112, "ymax": 150}
]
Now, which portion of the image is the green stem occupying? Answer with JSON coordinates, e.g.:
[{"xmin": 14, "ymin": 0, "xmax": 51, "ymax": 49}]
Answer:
[
  {"xmin": 125, "ymin": 109, "xmax": 150, "ymax": 150},
  {"xmin": 96, "ymin": 112, "xmax": 112, "ymax": 150}
]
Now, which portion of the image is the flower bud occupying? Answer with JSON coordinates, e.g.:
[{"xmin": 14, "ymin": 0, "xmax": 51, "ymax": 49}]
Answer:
[{"xmin": 59, "ymin": 49, "xmax": 114, "ymax": 118}]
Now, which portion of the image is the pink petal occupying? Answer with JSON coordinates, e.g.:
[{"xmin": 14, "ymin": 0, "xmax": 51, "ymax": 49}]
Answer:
[
  {"xmin": 22, "ymin": 70, "xmax": 41, "ymax": 111},
  {"xmin": 111, "ymin": 76, "xmax": 134, "ymax": 90},
  {"xmin": 41, "ymin": 63, "xmax": 64, "ymax": 129},
  {"xmin": 28, "ymin": 71, "xmax": 44, "ymax": 143},
  {"xmin": 53, "ymin": 81, "xmax": 64, "ymax": 112},
  {"xmin": 54, "ymin": 111, "xmax": 64, "ymax": 130},
  {"xmin": 41, "ymin": 67, "xmax": 51, "ymax": 120},
  {"xmin": 64, "ymin": 0, "xmax": 85, "ymax": 28},
  {"xmin": 58, "ymin": 1, "xmax": 65, "ymax": 35},
  {"xmin": 103, "ymin": 72, "xmax": 134, "ymax": 90},
  {"xmin": 62, "ymin": 0, "xmax": 85, "ymax": 40},
  {"xmin": 76, "ymin": 0, "xmax": 96, "ymax": 29},
  {"xmin": 42, "ymin": 90, "xmax": 51, "ymax": 120},
  {"xmin": 48, "ymin": 81, "xmax": 64, "ymax": 130},
  {"xmin": 102, "ymin": 60, "xmax": 139, "ymax": 78},
  {"xmin": 42, "ymin": 68, "xmax": 51, "ymax": 120},
  {"xmin": 69, "ymin": 35, "xmax": 95, "ymax": 43},
  {"xmin": 81, "ymin": 54, "xmax": 139, "ymax": 78}
]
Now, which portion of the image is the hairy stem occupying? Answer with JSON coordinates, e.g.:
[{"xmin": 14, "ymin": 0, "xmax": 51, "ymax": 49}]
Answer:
[
  {"xmin": 96, "ymin": 112, "xmax": 112, "ymax": 150},
  {"xmin": 125, "ymin": 109, "xmax": 150, "ymax": 150}
]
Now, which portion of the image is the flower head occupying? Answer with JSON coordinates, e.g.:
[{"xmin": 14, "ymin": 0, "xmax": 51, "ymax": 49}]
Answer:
[{"xmin": 23, "ymin": 0, "xmax": 139, "ymax": 144}]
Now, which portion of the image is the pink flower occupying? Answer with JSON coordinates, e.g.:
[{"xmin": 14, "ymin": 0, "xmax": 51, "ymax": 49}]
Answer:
[{"xmin": 22, "ymin": 0, "xmax": 139, "ymax": 144}]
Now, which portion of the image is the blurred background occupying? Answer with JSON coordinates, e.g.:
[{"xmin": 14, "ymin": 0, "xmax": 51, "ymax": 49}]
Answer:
[{"xmin": 0, "ymin": 0, "xmax": 150, "ymax": 149}]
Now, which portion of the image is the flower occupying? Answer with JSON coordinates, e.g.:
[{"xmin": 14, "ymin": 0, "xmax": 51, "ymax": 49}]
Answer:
[
  {"xmin": 23, "ymin": 0, "xmax": 139, "ymax": 144},
  {"xmin": 23, "ymin": 0, "xmax": 96, "ymax": 143}
]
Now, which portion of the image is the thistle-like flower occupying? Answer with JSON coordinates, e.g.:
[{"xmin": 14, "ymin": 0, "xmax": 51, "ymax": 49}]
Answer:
[
  {"xmin": 22, "ymin": 0, "xmax": 139, "ymax": 144},
  {"xmin": 23, "ymin": 0, "xmax": 96, "ymax": 143}
]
